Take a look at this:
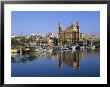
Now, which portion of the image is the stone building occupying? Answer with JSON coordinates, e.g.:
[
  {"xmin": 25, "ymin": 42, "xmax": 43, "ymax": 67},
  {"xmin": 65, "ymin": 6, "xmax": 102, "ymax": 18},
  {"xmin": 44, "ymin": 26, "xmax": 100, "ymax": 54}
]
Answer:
[{"xmin": 58, "ymin": 21, "xmax": 85, "ymax": 46}]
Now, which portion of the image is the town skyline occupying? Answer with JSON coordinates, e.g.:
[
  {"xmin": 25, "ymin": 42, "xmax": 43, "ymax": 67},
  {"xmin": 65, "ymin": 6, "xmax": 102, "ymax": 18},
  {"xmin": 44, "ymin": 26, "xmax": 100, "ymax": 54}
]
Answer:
[
  {"xmin": 11, "ymin": 11, "xmax": 100, "ymax": 35},
  {"xmin": 11, "ymin": 11, "xmax": 100, "ymax": 78}
]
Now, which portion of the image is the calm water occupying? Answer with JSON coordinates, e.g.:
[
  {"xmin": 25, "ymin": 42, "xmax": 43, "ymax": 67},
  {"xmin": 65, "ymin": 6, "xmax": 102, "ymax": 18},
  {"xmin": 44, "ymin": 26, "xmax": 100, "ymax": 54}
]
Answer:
[{"xmin": 11, "ymin": 49, "xmax": 100, "ymax": 77}]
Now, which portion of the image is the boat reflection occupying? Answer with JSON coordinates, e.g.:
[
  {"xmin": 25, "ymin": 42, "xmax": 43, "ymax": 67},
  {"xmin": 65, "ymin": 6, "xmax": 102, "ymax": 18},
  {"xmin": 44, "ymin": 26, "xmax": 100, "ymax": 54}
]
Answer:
[
  {"xmin": 11, "ymin": 49, "xmax": 100, "ymax": 70},
  {"xmin": 11, "ymin": 52, "xmax": 39, "ymax": 63}
]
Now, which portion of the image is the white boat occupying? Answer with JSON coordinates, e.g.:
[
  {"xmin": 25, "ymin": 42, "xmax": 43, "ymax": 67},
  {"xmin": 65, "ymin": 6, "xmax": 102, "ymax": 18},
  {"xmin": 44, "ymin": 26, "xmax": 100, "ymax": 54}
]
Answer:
[
  {"xmin": 91, "ymin": 46, "xmax": 95, "ymax": 49},
  {"xmin": 42, "ymin": 48, "xmax": 47, "ymax": 52},
  {"xmin": 35, "ymin": 48, "xmax": 40, "ymax": 52},
  {"xmin": 87, "ymin": 46, "xmax": 95, "ymax": 50},
  {"xmin": 47, "ymin": 48, "xmax": 53, "ymax": 52},
  {"xmin": 80, "ymin": 46, "xmax": 85, "ymax": 50},
  {"xmin": 71, "ymin": 46, "xmax": 76, "ymax": 51}
]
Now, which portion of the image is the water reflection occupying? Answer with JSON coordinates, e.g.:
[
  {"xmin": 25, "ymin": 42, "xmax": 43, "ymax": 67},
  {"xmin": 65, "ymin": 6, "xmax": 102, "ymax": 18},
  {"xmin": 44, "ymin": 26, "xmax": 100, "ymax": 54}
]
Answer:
[
  {"xmin": 11, "ymin": 52, "xmax": 39, "ymax": 63},
  {"xmin": 11, "ymin": 49, "xmax": 100, "ymax": 71},
  {"xmin": 58, "ymin": 51, "xmax": 80, "ymax": 71}
]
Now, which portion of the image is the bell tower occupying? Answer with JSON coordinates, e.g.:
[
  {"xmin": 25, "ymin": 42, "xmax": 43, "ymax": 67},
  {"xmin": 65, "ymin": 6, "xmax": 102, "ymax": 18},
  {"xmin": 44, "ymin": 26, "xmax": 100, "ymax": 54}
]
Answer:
[
  {"xmin": 76, "ymin": 21, "xmax": 80, "ymax": 31},
  {"xmin": 58, "ymin": 22, "xmax": 62, "ymax": 32},
  {"xmin": 76, "ymin": 21, "xmax": 80, "ymax": 42},
  {"xmin": 58, "ymin": 22, "xmax": 62, "ymax": 46}
]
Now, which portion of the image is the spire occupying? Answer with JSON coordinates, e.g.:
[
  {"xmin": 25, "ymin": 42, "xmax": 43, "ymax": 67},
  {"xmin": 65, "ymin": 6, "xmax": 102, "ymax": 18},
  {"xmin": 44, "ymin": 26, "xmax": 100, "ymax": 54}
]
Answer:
[
  {"xmin": 71, "ymin": 22, "xmax": 73, "ymax": 27},
  {"xmin": 76, "ymin": 21, "xmax": 79, "ymax": 26},
  {"xmin": 58, "ymin": 21, "xmax": 62, "ymax": 32},
  {"xmin": 70, "ymin": 22, "xmax": 74, "ymax": 29},
  {"xmin": 76, "ymin": 21, "xmax": 80, "ymax": 30},
  {"xmin": 59, "ymin": 22, "xmax": 61, "ymax": 27}
]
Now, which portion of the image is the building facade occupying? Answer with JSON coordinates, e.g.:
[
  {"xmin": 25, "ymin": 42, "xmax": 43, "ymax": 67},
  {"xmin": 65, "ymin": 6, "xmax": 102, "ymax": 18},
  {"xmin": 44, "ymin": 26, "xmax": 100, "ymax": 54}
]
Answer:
[{"xmin": 58, "ymin": 21, "xmax": 85, "ymax": 46}]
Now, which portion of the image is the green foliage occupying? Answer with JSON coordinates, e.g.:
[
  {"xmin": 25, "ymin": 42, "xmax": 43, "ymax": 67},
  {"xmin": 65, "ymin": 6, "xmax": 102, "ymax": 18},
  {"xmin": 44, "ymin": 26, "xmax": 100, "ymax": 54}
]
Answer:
[{"xmin": 11, "ymin": 38, "xmax": 20, "ymax": 47}]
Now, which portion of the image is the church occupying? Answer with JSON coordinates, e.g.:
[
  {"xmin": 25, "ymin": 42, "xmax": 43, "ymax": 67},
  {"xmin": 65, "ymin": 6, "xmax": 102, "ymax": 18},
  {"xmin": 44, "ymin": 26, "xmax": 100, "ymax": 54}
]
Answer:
[{"xmin": 58, "ymin": 21, "xmax": 85, "ymax": 46}]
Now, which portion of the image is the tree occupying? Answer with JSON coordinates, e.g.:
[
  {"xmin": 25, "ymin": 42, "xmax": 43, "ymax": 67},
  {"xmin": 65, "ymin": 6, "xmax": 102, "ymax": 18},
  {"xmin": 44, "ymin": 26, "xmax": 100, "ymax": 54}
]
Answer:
[{"xmin": 11, "ymin": 38, "xmax": 20, "ymax": 47}]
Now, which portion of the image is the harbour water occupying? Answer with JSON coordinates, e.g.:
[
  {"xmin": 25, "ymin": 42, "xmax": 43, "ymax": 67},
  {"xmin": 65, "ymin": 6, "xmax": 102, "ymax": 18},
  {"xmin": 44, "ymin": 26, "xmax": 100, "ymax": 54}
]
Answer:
[{"xmin": 11, "ymin": 49, "xmax": 100, "ymax": 77}]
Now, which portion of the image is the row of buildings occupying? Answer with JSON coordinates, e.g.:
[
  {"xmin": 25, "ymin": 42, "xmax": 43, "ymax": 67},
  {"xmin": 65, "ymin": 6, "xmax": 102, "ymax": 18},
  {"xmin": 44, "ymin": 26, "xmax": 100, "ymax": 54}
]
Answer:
[
  {"xmin": 11, "ymin": 21, "xmax": 100, "ymax": 52},
  {"xmin": 11, "ymin": 33, "xmax": 58, "ymax": 48}
]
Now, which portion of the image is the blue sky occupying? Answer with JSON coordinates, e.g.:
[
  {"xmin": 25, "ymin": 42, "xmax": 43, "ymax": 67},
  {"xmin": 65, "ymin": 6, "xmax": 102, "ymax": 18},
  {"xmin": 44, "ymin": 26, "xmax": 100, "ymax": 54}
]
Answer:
[{"xmin": 11, "ymin": 11, "xmax": 100, "ymax": 35}]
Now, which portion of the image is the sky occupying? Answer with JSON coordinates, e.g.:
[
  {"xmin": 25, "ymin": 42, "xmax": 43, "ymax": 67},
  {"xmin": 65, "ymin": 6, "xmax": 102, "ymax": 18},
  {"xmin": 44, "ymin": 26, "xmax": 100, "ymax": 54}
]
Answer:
[{"xmin": 11, "ymin": 11, "xmax": 100, "ymax": 35}]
